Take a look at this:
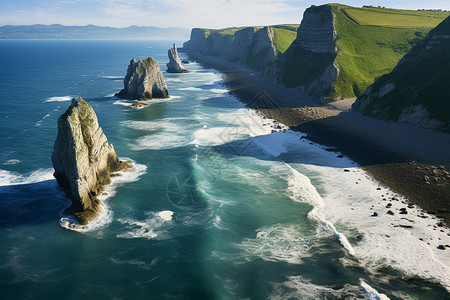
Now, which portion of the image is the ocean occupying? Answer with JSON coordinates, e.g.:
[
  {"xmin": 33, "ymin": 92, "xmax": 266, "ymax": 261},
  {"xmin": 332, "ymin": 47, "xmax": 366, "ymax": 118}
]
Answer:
[{"xmin": 0, "ymin": 39, "xmax": 449, "ymax": 299}]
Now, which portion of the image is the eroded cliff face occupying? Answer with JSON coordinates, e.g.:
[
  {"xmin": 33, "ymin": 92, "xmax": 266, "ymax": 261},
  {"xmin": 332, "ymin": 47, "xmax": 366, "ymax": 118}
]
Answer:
[
  {"xmin": 167, "ymin": 44, "xmax": 188, "ymax": 73},
  {"xmin": 245, "ymin": 27, "xmax": 278, "ymax": 70},
  {"xmin": 182, "ymin": 26, "xmax": 278, "ymax": 69},
  {"xmin": 264, "ymin": 5, "xmax": 338, "ymax": 100},
  {"xmin": 52, "ymin": 98, "xmax": 131, "ymax": 224},
  {"xmin": 116, "ymin": 57, "xmax": 169, "ymax": 100}
]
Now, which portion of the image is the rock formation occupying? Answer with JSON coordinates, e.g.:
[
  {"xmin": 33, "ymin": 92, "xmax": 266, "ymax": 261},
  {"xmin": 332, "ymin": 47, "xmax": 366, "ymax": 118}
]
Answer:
[
  {"xmin": 264, "ymin": 5, "xmax": 338, "ymax": 100},
  {"xmin": 166, "ymin": 44, "xmax": 188, "ymax": 73},
  {"xmin": 115, "ymin": 57, "xmax": 169, "ymax": 100},
  {"xmin": 52, "ymin": 97, "xmax": 132, "ymax": 224}
]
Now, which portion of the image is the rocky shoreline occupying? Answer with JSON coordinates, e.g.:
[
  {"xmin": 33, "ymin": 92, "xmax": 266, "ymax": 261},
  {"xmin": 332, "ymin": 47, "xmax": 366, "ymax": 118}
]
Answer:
[{"xmin": 185, "ymin": 52, "xmax": 450, "ymax": 226}]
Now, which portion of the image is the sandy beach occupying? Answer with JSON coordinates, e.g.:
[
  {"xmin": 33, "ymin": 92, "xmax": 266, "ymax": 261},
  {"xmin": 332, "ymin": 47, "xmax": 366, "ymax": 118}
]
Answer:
[{"xmin": 186, "ymin": 53, "xmax": 450, "ymax": 225}]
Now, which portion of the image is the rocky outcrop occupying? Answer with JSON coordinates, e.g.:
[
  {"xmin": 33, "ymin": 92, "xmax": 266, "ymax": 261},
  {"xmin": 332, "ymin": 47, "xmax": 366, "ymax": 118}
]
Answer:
[
  {"xmin": 115, "ymin": 57, "xmax": 169, "ymax": 100},
  {"xmin": 353, "ymin": 15, "xmax": 450, "ymax": 132},
  {"xmin": 52, "ymin": 98, "xmax": 131, "ymax": 224},
  {"xmin": 296, "ymin": 5, "xmax": 337, "ymax": 53},
  {"xmin": 264, "ymin": 5, "xmax": 338, "ymax": 100},
  {"xmin": 166, "ymin": 44, "xmax": 188, "ymax": 73}
]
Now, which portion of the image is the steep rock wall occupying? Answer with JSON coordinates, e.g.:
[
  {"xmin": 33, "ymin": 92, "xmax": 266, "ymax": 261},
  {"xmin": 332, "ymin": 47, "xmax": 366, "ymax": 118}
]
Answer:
[
  {"xmin": 182, "ymin": 26, "xmax": 278, "ymax": 69},
  {"xmin": 264, "ymin": 5, "xmax": 338, "ymax": 100},
  {"xmin": 52, "ymin": 98, "xmax": 131, "ymax": 224}
]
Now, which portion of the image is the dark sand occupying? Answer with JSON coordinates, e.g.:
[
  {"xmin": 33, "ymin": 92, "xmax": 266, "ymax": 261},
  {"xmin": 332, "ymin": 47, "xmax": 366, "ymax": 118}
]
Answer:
[{"xmin": 186, "ymin": 53, "xmax": 450, "ymax": 225}]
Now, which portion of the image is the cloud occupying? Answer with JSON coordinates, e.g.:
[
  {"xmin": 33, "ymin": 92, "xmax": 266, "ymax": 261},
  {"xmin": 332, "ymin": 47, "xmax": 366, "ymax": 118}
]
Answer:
[{"xmin": 0, "ymin": 0, "xmax": 305, "ymax": 28}]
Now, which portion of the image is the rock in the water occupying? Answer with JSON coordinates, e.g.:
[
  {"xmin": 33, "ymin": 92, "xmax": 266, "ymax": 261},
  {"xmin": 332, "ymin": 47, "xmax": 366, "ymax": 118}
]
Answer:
[
  {"xmin": 115, "ymin": 57, "xmax": 169, "ymax": 100},
  {"xmin": 52, "ymin": 98, "xmax": 132, "ymax": 224},
  {"xmin": 166, "ymin": 44, "xmax": 188, "ymax": 73}
]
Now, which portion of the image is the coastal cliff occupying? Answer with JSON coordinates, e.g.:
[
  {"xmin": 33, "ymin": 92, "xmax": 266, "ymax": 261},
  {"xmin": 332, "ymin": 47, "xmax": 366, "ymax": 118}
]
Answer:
[
  {"xmin": 52, "ymin": 98, "xmax": 131, "ymax": 224},
  {"xmin": 182, "ymin": 25, "xmax": 296, "ymax": 69},
  {"xmin": 264, "ymin": 5, "xmax": 338, "ymax": 99},
  {"xmin": 116, "ymin": 57, "xmax": 169, "ymax": 100},
  {"xmin": 353, "ymin": 16, "xmax": 450, "ymax": 132},
  {"xmin": 167, "ymin": 44, "xmax": 188, "ymax": 73},
  {"xmin": 183, "ymin": 4, "xmax": 448, "ymax": 102}
]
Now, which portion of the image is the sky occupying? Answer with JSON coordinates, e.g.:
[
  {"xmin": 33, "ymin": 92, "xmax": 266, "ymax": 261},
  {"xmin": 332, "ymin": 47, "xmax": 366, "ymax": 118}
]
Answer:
[{"xmin": 1, "ymin": 0, "xmax": 450, "ymax": 29}]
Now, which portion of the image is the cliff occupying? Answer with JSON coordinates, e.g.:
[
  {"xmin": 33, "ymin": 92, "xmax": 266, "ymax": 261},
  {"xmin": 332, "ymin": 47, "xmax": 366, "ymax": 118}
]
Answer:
[
  {"xmin": 265, "ymin": 4, "xmax": 449, "ymax": 101},
  {"xmin": 182, "ymin": 4, "xmax": 448, "ymax": 102},
  {"xmin": 166, "ymin": 44, "xmax": 188, "ymax": 73},
  {"xmin": 182, "ymin": 25, "xmax": 297, "ymax": 69},
  {"xmin": 52, "ymin": 98, "xmax": 132, "ymax": 224},
  {"xmin": 353, "ymin": 16, "xmax": 450, "ymax": 132},
  {"xmin": 115, "ymin": 57, "xmax": 169, "ymax": 100},
  {"xmin": 264, "ymin": 5, "xmax": 338, "ymax": 99}
]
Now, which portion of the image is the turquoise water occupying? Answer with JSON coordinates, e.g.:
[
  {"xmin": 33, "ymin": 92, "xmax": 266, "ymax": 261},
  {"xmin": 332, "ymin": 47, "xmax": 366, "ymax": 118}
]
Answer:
[{"xmin": 1, "ymin": 40, "xmax": 450, "ymax": 299}]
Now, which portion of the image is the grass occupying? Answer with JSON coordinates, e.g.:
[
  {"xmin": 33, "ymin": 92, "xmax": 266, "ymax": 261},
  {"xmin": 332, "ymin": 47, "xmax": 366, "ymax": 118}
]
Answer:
[
  {"xmin": 355, "ymin": 16, "xmax": 450, "ymax": 132},
  {"xmin": 329, "ymin": 4, "xmax": 450, "ymax": 99},
  {"xmin": 272, "ymin": 27, "xmax": 297, "ymax": 55}
]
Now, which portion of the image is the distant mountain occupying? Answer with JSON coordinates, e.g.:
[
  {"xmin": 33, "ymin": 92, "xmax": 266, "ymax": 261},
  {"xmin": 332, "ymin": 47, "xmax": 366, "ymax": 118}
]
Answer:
[
  {"xmin": 0, "ymin": 24, "xmax": 190, "ymax": 40},
  {"xmin": 353, "ymin": 16, "xmax": 450, "ymax": 133}
]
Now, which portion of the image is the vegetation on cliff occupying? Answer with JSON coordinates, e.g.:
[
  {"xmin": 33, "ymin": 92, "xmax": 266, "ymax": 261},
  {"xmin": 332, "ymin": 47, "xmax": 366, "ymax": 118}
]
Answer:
[
  {"xmin": 331, "ymin": 4, "xmax": 449, "ymax": 99},
  {"xmin": 353, "ymin": 16, "xmax": 450, "ymax": 132}
]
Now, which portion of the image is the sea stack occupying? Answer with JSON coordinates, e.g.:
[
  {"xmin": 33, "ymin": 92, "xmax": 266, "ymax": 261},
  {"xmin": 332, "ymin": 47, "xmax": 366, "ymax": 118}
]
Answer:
[
  {"xmin": 166, "ymin": 43, "xmax": 188, "ymax": 73},
  {"xmin": 52, "ymin": 97, "xmax": 131, "ymax": 224},
  {"xmin": 115, "ymin": 57, "xmax": 169, "ymax": 100}
]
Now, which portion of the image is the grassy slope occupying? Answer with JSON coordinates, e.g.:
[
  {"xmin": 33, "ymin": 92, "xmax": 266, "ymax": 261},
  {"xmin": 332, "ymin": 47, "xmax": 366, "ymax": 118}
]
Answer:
[
  {"xmin": 356, "ymin": 17, "xmax": 450, "ymax": 132},
  {"xmin": 331, "ymin": 4, "xmax": 449, "ymax": 99},
  {"xmin": 272, "ymin": 27, "xmax": 297, "ymax": 55}
]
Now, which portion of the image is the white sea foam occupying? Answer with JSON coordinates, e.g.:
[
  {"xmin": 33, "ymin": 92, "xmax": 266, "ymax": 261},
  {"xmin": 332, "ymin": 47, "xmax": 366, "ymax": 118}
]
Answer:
[
  {"xmin": 99, "ymin": 75, "xmax": 123, "ymax": 80},
  {"xmin": 157, "ymin": 210, "xmax": 173, "ymax": 221},
  {"xmin": 44, "ymin": 96, "xmax": 73, "ymax": 103},
  {"xmin": 210, "ymin": 88, "xmax": 228, "ymax": 94},
  {"xmin": 236, "ymin": 224, "xmax": 312, "ymax": 264},
  {"xmin": 271, "ymin": 276, "xmax": 364, "ymax": 300},
  {"xmin": 117, "ymin": 210, "xmax": 173, "ymax": 240},
  {"xmin": 3, "ymin": 159, "xmax": 20, "ymax": 165},
  {"xmin": 123, "ymin": 118, "xmax": 196, "ymax": 150},
  {"xmin": 113, "ymin": 96, "xmax": 180, "ymax": 108},
  {"xmin": 0, "ymin": 168, "xmax": 54, "ymax": 186},
  {"xmin": 360, "ymin": 280, "xmax": 390, "ymax": 300},
  {"xmin": 35, "ymin": 113, "xmax": 51, "ymax": 126},
  {"xmin": 60, "ymin": 160, "xmax": 147, "ymax": 233},
  {"xmin": 178, "ymin": 87, "xmax": 202, "ymax": 91}
]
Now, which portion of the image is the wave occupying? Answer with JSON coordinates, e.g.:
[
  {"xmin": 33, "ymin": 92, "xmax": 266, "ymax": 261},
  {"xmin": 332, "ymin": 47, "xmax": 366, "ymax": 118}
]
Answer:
[
  {"xmin": 44, "ymin": 96, "xmax": 73, "ymax": 103},
  {"xmin": 271, "ymin": 276, "xmax": 366, "ymax": 300},
  {"xmin": 0, "ymin": 168, "xmax": 54, "ymax": 187},
  {"xmin": 178, "ymin": 87, "xmax": 202, "ymax": 91},
  {"xmin": 99, "ymin": 75, "xmax": 123, "ymax": 80},
  {"xmin": 117, "ymin": 210, "xmax": 174, "ymax": 240},
  {"xmin": 236, "ymin": 224, "xmax": 312, "ymax": 264},
  {"xmin": 3, "ymin": 159, "xmax": 20, "ymax": 165},
  {"xmin": 59, "ymin": 160, "xmax": 147, "ymax": 233},
  {"xmin": 360, "ymin": 280, "xmax": 390, "ymax": 300},
  {"xmin": 123, "ymin": 118, "xmax": 197, "ymax": 150}
]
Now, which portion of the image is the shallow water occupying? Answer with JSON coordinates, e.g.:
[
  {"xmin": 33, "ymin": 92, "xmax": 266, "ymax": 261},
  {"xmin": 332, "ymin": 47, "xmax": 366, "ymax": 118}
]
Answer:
[{"xmin": 0, "ymin": 40, "xmax": 449, "ymax": 299}]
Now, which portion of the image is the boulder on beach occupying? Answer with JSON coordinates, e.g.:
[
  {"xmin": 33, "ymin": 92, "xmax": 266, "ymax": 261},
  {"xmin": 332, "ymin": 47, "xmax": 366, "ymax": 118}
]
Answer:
[
  {"xmin": 52, "ymin": 97, "xmax": 132, "ymax": 224},
  {"xmin": 166, "ymin": 43, "xmax": 188, "ymax": 73},
  {"xmin": 115, "ymin": 57, "xmax": 169, "ymax": 100}
]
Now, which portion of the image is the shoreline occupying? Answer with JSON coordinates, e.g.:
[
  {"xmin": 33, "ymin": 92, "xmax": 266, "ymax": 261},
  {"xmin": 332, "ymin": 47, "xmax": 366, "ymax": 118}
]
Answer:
[{"xmin": 185, "ymin": 52, "xmax": 450, "ymax": 225}]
